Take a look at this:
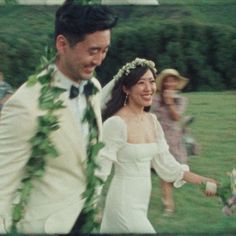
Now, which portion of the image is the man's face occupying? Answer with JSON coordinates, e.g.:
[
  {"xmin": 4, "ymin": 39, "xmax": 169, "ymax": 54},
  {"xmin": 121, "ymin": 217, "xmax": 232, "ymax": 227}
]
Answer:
[{"xmin": 56, "ymin": 30, "xmax": 111, "ymax": 83}]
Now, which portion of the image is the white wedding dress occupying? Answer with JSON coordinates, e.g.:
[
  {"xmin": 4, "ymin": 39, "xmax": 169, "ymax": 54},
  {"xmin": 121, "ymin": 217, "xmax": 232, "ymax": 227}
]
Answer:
[{"xmin": 96, "ymin": 115, "xmax": 189, "ymax": 234}]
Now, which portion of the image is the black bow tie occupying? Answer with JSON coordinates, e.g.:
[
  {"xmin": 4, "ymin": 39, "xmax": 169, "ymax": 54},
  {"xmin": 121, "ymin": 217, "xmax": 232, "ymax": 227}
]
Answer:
[{"xmin": 69, "ymin": 85, "xmax": 80, "ymax": 99}]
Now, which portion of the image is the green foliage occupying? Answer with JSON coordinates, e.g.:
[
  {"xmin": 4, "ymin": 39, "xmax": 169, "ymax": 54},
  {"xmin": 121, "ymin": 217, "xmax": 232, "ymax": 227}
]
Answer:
[
  {"xmin": 217, "ymin": 176, "xmax": 232, "ymax": 205},
  {"xmin": 0, "ymin": 5, "xmax": 56, "ymax": 87},
  {"xmin": 80, "ymin": 80, "xmax": 105, "ymax": 233},
  {"xmin": 97, "ymin": 20, "xmax": 236, "ymax": 91},
  {"xmin": 4, "ymin": 0, "xmax": 17, "ymax": 4},
  {"xmin": 0, "ymin": 3, "xmax": 236, "ymax": 91},
  {"xmin": 160, "ymin": 0, "xmax": 235, "ymax": 5},
  {"xmin": 73, "ymin": 0, "xmax": 101, "ymax": 3}
]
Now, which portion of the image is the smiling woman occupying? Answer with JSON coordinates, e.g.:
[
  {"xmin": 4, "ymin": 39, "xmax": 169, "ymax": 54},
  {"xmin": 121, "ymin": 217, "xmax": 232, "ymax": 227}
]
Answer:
[
  {"xmin": 96, "ymin": 58, "xmax": 217, "ymax": 234},
  {"xmin": 101, "ymin": 57, "xmax": 157, "ymax": 120}
]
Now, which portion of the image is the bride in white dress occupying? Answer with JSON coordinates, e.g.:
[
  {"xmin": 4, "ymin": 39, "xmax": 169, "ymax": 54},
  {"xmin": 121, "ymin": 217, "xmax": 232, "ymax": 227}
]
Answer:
[{"xmin": 96, "ymin": 58, "xmax": 217, "ymax": 234}]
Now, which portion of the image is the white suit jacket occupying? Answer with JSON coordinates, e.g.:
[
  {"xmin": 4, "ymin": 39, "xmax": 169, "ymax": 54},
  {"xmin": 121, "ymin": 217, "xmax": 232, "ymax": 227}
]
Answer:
[{"xmin": 0, "ymin": 68, "xmax": 102, "ymax": 234}]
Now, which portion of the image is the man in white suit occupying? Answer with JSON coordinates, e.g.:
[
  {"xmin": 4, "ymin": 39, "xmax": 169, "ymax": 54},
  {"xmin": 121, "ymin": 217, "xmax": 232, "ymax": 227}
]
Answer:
[{"xmin": 0, "ymin": 2, "xmax": 117, "ymax": 234}]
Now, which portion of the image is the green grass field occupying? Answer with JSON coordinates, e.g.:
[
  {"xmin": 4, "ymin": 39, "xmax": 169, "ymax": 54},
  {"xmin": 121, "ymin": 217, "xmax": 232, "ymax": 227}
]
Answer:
[{"xmin": 149, "ymin": 91, "xmax": 236, "ymax": 235}]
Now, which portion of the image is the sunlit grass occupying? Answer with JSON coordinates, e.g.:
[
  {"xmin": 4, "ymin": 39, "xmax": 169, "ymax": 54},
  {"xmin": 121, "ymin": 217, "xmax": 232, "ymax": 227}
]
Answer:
[{"xmin": 149, "ymin": 91, "xmax": 236, "ymax": 234}]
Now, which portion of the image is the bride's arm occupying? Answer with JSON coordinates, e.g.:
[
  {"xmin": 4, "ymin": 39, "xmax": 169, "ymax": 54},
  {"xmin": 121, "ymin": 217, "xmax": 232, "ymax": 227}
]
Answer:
[
  {"xmin": 183, "ymin": 171, "xmax": 211, "ymax": 184},
  {"xmin": 183, "ymin": 171, "xmax": 217, "ymax": 196},
  {"xmin": 151, "ymin": 114, "xmax": 217, "ymax": 195}
]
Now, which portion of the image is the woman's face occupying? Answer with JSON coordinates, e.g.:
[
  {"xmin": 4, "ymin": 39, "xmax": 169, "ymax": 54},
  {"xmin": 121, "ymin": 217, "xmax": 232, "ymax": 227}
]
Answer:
[
  {"xmin": 163, "ymin": 75, "xmax": 179, "ymax": 90},
  {"xmin": 125, "ymin": 69, "xmax": 156, "ymax": 108}
]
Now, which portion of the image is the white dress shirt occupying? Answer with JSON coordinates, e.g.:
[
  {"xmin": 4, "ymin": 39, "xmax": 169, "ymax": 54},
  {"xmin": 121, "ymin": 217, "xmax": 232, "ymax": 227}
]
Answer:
[{"xmin": 54, "ymin": 67, "xmax": 89, "ymax": 147}]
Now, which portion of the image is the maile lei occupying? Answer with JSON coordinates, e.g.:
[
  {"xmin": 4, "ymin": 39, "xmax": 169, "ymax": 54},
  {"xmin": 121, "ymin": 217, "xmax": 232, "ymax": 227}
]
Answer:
[{"xmin": 9, "ymin": 47, "xmax": 104, "ymax": 234}]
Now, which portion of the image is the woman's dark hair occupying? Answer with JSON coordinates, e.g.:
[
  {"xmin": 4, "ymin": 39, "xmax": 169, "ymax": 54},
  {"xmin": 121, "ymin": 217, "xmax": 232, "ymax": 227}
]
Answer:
[
  {"xmin": 55, "ymin": 2, "xmax": 118, "ymax": 46},
  {"xmin": 102, "ymin": 65, "xmax": 156, "ymax": 121}
]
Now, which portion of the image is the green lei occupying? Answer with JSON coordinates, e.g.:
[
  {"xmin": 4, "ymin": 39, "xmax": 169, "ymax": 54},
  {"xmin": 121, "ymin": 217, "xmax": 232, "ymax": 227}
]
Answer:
[{"xmin": 10, "ymin": 48, "xmax": 104, "ymax": 234}]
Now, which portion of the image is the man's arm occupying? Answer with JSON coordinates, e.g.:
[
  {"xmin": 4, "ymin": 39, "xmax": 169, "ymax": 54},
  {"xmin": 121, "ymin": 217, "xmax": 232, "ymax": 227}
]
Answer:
[{"xmin": 0, "ymin": 92, "xmax": 36, "ymax": 233}]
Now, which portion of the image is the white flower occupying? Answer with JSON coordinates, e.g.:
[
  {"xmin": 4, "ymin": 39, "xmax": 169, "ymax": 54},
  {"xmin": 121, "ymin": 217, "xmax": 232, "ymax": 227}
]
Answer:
[
  {"xmin": 230, "ymin": 168, "xmax": 236, "ymax": 195},
  {"xmin": 113, "ymin": 57, "xmax": 157, "ymax": 82}
]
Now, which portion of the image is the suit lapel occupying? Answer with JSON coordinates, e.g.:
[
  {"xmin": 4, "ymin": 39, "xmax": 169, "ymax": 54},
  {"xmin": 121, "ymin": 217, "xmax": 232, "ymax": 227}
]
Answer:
[
  {"xmin": 50, "ymin": 70, "xmax": 87, "ymax": 163},
  {"xmin": 50, "ymin": 68, "xmax": 102, "ymax": 161}
]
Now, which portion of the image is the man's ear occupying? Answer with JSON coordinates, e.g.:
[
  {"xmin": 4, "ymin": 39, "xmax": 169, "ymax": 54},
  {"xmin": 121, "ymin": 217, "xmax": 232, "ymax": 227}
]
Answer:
[{"xmin": 56, "ymin": 35, "xmax": 69, "ymax": 54}]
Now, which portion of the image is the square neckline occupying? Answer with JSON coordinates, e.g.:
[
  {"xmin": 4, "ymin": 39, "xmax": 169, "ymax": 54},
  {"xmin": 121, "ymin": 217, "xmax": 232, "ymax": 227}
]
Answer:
[{"xmin": 112, "ymin": 114, "xmax": 158, "ymax": 145}]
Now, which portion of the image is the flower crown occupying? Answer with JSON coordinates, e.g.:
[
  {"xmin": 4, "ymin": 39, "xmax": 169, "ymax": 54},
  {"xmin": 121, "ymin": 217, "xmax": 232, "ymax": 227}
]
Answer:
[{"xmin": 113, "ymin": 57, "xmax": 157, "ymax": 81}]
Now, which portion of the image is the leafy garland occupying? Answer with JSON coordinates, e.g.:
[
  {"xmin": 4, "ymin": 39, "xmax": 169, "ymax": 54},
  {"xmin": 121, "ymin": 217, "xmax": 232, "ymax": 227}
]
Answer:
[
  {"xmin": 9, "ymin": 47, "xmax": 104, "ymax": 234},
  {"xmin": 79, "ymin": 83, "xmax": 104, "ymax": 233}
]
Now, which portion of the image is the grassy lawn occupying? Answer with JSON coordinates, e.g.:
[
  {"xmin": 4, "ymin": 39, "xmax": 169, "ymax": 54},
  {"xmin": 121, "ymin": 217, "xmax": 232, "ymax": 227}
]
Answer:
[{"xmin": 149, "ymin": 91, "xmax": 236, "ymax": 235}]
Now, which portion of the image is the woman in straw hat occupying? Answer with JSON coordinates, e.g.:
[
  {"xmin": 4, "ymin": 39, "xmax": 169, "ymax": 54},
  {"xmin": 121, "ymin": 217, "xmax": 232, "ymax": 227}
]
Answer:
[
  {"xmin": 96, "ymin": 60, "xmax": 216, "ymax": 233},
  {"xmin": 151, "ymin": 68, "xmax": 189, "ymax": 215}
]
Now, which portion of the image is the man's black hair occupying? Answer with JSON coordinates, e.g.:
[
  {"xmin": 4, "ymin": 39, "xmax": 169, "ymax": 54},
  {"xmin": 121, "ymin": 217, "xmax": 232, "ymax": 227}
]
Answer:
[{"xmin": 55, "ymin": 2, "xmax": 118, "ymax": 46}]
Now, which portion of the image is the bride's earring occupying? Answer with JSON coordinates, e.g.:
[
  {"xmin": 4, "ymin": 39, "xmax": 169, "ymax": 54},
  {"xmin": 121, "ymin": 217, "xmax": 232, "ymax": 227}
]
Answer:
[{"xmin": 124, "ymin": 94, "xmax": 128, "ymax": 106}]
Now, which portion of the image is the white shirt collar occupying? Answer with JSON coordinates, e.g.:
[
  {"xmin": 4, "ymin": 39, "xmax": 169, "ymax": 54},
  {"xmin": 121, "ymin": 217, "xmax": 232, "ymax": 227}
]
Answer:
[{"xmin": 52, "ymin": 64, "xmax": 88, "ymax": 92}]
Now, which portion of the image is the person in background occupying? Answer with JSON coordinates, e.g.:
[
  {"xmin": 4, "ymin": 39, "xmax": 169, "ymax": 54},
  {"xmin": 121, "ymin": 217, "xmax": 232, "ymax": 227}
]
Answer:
[
  {"xmin": 0, "ymin": 2, "xmax": 117, "ymax": 234},
  {"xmin": 96, "ymin": 58, "xmax": 217, "ymax": 233},
  {"xmin": 0, "ymin": 72, "xmax": 13, "ymax": 112},
  {"xmin": 151, "ymin": 68, "xmax": 189, "ymax": 215}
]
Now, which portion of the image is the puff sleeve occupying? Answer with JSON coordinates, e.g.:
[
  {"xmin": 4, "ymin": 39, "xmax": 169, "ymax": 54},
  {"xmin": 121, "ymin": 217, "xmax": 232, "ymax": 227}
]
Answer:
[
  {"xmin": 151, "ymin": 114, "xmax": 189, "ymax": 188},
  {"xmin": 95, "ymin": 116, "xmax": 126, "ymax": 183}
]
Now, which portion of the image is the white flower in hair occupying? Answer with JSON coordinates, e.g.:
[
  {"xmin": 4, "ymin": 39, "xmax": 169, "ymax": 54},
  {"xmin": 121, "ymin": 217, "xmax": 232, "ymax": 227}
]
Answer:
[
  {"xmin": 101, "ymin": 58, "xmax": 157, "ymax": 110},
  {"xmin": 113, "ymin": 57, "xmax": 157, "ymax": 81}
]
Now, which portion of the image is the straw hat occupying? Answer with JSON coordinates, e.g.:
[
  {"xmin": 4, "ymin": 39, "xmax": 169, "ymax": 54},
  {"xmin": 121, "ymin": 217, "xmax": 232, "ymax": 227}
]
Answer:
[{"xmin": 156, "ymin": 68, "xmax": 189, "ymax": 91}]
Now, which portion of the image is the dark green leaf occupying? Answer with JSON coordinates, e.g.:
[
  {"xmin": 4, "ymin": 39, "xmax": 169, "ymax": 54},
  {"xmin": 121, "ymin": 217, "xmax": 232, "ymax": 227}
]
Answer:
[{"xmin": 12, "ymin": 204, "xmax": 23, "ymax": 222}]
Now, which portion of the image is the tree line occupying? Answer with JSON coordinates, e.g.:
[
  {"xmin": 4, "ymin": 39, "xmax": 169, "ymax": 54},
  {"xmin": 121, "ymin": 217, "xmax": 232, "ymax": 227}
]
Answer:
[
  {"xmin": 97, "ymin": 20, "xmax": 236, "ymax": 91},
  {"xmin": 0, "ymin": 6, "xmax": 235, "ymax": 91}
]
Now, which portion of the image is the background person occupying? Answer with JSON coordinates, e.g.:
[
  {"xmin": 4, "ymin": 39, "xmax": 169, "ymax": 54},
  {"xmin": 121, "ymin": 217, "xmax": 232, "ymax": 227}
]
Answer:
[{"xmin": 151, "ymin": 68, "xmax": 189, "ymax": 215}]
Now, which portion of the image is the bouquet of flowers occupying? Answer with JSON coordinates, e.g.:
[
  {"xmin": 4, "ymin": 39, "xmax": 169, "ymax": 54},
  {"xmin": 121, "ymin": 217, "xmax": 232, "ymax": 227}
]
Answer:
[{"xmin": 217, "ymin": 168, "xmax": 236, "ymax": 216}]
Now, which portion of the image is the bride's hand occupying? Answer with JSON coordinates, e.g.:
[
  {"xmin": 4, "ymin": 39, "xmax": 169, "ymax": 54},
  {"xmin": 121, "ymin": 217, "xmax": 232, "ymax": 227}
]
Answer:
[{"xmin": 204, "ymin": 179, "xmax": 218, "ymax": 196}]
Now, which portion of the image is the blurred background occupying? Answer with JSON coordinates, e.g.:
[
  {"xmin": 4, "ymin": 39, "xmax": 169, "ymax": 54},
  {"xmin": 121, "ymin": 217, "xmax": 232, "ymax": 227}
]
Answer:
[{"xmin": 0, "ymin": 0, "xmax": 235, "ymax": 91}]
